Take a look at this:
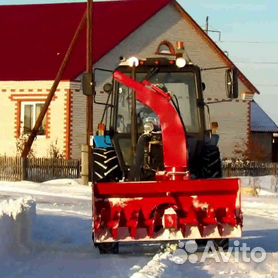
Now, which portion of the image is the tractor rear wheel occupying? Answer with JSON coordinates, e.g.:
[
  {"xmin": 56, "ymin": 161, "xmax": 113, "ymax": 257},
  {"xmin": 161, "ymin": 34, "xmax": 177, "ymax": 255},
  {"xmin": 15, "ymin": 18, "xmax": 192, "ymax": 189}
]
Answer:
[
  {"xmin": 198, "ymin": 145, "xmax": 222, "ymax": 179},
  {"xmin": 93, "ymin": 148, "xmax": 121, "ymax": 182}
]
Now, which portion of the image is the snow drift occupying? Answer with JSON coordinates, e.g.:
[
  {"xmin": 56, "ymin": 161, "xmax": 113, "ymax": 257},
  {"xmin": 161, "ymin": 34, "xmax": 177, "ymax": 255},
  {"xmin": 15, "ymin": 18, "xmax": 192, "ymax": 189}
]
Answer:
[
  {"xmin": 240, "ymin": 175, "xmax": 277, "ymax": 192},
  {"xmin": 0, "ymin": 197, "xmax": 36, "ymax": 256}
]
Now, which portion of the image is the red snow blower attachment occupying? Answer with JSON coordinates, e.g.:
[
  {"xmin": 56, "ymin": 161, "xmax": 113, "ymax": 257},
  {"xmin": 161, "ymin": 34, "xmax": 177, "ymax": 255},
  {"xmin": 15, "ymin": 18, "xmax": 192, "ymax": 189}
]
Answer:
[{"xmin": 92, "ymin": 69, "xmax": 242, "ymax": 247}]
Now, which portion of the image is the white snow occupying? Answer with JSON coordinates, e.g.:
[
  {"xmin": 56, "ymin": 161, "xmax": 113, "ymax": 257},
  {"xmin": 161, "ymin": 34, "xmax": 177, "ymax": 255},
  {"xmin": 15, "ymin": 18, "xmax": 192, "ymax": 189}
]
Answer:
[
  {"xmin": 42, "ymin": 178, "xmax": 82, "ymax": 186},
  {"xmin": 0, "ymin": 176, "xmax": 277, "ymax": 278},
  {"xmin": 0, "ymin": 179, "xmax": 91, "ymax": 200},
  {"xmin": 130, "ymin": 252, "xmax": 169, "ymax": 278},
  {"xmin": 239, "ymin": 175, "xmax": 278, "ymax": 193},
  {"xmin": 109, "ymin": 197, "xmax": 143, "ymax": 207},
  {"xmin": 0, "ymin": 197, "xmax": 35, "ymax": 257}
]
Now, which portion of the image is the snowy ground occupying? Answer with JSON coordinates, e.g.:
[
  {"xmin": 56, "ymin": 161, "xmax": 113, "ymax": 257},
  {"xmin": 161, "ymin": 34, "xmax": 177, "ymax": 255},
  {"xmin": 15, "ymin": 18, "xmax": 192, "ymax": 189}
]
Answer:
[{"xmin": 0, "ymin": 177, "xmax": 277, "ymax": 278}]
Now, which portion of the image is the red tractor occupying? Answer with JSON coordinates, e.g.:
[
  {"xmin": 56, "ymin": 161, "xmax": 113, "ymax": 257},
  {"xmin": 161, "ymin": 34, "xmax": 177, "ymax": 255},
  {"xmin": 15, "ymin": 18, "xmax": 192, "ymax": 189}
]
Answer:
[{"xmin": 87, "ymin": 53, "xmax": 242, "ymax": 253}]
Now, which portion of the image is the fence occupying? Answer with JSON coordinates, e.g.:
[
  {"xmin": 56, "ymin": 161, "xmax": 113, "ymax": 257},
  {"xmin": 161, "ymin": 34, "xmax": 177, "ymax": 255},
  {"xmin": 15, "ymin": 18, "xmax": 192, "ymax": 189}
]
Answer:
[
  {"xmin": 222, "ymin": 160, "xmax": 278, "ymax": 177},
  {"xmin": 0, "ymin": 156, "xmax": 80, "ymax": 182},
  {"xmin": 0, "ymin": 156, "xmax": 22, "ymax": 181},
  {"xmin": 26, "ymin": 158, "xmax": 80, "ymax": 182},
  {"xmin": 1, "ymin": 156, "xmax": 277, "ymax": 182}
]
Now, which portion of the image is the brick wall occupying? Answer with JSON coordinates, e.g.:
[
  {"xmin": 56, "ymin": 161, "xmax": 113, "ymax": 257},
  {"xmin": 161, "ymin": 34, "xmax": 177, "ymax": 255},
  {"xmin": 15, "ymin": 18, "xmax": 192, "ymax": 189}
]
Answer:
[
  {"xmin": 70, "ymin": 83, "xmax": 86, "ymax": 160},
  {"xmin": 251, "ymin": 132, "xmax": 273, "ymax": 161},
  {"xmin": 0, "ymin": 81, "xmax": 70, "ymax": 157}
]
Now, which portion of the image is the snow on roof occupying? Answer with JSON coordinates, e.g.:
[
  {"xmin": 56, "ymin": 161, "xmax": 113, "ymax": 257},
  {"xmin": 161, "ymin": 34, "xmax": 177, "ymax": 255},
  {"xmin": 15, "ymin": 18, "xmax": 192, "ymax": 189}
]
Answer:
[
  {"xmin": 0, "ymin": 0, "xmax": 171, "ymax": 81},
  {"xmin": 251, "ymin": 101, "xmax": 278, "ymax": 133}
]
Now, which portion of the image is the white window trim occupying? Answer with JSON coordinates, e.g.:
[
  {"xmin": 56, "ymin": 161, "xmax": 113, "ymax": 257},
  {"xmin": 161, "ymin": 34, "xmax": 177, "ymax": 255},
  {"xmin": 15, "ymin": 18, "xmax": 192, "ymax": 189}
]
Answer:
[{"xmin": 20, "ymin": 101, "xmax": 46, "ymax": 138}]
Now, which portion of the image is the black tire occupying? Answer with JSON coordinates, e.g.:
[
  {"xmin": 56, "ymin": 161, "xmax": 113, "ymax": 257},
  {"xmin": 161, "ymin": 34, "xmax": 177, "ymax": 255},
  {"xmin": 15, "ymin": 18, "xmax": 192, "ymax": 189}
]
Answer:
[
  {"xmin": 198, "ymin": 145, "xmax": 222, "ymax": 179},
  {"xmin": 195, "ymin": 239, "xmax": 208, "ymax": 248},
  {"xmin": 213, "ymin": 239, "xmax": 229, "ymax": 251},
  {"xmin": 195, "ymin": 145, "xmax": 227, "ymax": 252},
  {"xmin": 196, "ymin": 239, "xmax": 229, "ymax": 252},
  {"xmin": 93, "ymin": 148, "xmax": 121, "ymax": 182},
  {"xmin": 92, "ymin": 232, "xmax": 119, "ymax": 254},
  {"xmin": 97, "ymin": 242, "xmax": 119, "ymax": 254}
]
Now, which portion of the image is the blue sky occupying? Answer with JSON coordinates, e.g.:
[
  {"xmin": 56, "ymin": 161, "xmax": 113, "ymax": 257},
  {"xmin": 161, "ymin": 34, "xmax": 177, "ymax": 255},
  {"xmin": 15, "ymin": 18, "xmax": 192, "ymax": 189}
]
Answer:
[
  {"xmin": 182, "ymin": 0, "xmax": 278, "ymax": 124},
  {"xmin": 1, "ymin": 0, "xmax": 277, "ymax": 124}
]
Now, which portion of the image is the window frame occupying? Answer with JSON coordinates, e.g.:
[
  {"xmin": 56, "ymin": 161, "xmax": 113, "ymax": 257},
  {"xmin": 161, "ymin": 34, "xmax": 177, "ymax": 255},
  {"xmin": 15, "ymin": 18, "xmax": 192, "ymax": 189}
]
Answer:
[
  {"xmin": 114, "ymin": 67, "xmax": 202, "ymax": 134},
  {"xmin": 20, "ymin": 101, "xmax": 47, "ymax": 138}
]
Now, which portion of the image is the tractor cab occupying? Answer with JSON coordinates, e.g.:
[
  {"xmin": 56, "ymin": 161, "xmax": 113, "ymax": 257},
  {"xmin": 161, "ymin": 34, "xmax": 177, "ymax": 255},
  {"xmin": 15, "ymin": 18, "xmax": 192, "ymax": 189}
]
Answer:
[
  {"xmin": 113, "ymin": 58, "xmax": 205, "ymax": 136},
  {"xmin": 94, "ymin": 57, "xmax": 213, "ymax": 182}
]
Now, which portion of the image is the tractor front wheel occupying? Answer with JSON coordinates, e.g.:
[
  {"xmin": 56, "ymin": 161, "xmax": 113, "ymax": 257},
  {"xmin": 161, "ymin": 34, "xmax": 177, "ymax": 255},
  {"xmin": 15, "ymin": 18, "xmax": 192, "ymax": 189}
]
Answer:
[
  {"xmin": 97, "ymin": 242, "xmax": 119, "ymax": 254},
  {"xmin": 196, "ymin": 239, "xmax": 229, "ymax": 251},
  {"xmin": 93, "ymin": 148, "xmax": 121, "ymax": 182},
  {"xmin": 213, "ymin": 239, "xmax": 229, "ymax": 251}
]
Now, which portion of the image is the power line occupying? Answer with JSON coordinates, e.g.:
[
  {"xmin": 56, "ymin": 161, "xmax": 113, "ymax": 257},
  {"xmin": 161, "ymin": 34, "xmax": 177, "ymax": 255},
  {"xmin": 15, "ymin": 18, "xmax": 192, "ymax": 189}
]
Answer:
[
  {"xmin": 234, "ymin": 61, "xmax": 278, "ymax": 65},
  {"xmin": 201, "ymin": 17, "xmax": 277, "ymax": 45},
  {"xmin": 203, "ymin": 16, "xmax": 222, "ymax": 41},
  {"xmin": 255, "ymin": 84, "xmax": 278, "ymax": 87},
  {"xmin": 217, "ymin": 40, "xmax": 278, "ymax": 44},
  {"xmin": 202, "ymin": 18, "xmax": 277, "ymax": 45}
]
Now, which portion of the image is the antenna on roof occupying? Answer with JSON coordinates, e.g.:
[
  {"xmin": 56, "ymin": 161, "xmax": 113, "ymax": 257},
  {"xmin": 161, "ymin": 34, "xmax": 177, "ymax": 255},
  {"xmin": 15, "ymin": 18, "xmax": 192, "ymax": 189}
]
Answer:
[{"xmin": 204, "ymin": 16, "xmax": 222, "ymax": 41}]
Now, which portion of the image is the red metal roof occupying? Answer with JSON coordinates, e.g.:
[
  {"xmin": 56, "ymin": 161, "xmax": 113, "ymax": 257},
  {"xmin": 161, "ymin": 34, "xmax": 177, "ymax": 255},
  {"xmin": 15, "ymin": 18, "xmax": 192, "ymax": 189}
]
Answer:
[{"xmin": 0, "ymin": 0, "xmax": 171, "ymax": 81}]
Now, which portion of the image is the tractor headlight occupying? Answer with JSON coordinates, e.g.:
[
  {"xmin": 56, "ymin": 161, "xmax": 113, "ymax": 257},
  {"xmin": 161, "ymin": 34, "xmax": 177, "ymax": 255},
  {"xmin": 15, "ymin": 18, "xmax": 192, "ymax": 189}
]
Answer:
[
  {"xmin": 127, "ymin": 56, "xmax": 139, "ymax": 67},
  {"xmin": 175, "ymin": 57, "xmax": 186, "ymax": 68},
  {"xmin": 143, "ymin": 122, "xmax": 154, "ymax": 134}
]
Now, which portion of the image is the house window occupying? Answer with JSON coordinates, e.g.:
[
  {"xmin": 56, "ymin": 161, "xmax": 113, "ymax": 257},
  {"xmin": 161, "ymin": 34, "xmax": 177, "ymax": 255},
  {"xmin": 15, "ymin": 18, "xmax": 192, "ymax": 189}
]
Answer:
[{"xmin": 22, "ymin": 103, "xmax": 46, "ymax": 135}]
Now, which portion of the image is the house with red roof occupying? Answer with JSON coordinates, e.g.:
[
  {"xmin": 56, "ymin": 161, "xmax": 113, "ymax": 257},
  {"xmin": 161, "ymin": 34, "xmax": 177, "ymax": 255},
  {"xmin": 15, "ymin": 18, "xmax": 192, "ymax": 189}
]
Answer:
[{"xmin": 0, "ymin": 0, "xmax": 261, "ymax": 159}]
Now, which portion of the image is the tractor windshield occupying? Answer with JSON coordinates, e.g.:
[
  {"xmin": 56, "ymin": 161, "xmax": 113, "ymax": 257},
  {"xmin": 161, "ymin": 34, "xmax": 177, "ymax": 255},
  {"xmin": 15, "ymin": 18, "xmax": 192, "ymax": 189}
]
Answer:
[{"xmin": 116, "ymin": 71, "xmax": 200, "ymax": 133}]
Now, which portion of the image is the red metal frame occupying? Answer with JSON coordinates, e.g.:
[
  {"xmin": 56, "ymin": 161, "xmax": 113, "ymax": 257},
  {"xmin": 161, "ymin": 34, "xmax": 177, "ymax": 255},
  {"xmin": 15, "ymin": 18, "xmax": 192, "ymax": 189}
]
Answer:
[{"xmin": 93, "ymin": 178, "xmax": 242, "ymax": 241}]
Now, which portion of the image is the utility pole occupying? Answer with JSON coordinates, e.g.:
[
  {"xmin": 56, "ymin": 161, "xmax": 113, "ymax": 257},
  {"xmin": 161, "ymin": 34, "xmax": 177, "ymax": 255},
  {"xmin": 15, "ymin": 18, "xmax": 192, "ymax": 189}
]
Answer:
[{"xmin": 84, "ymin": 0, "xmax": 94, "ymax": 184}]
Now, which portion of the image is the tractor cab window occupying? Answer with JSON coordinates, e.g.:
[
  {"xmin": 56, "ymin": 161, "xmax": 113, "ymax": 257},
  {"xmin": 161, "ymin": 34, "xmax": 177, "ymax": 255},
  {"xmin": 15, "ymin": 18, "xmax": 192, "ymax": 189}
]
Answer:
[
  {"xmin": 116, "ymin": 71, "xmax": 200, "ymax": 134},
  {"xmin": 117, "ymin": 86, "xmax": 159, "ymax": 133},
  {"xmin": 150, "ymin": 72, "xmax": 200, "ymax": 133}
]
